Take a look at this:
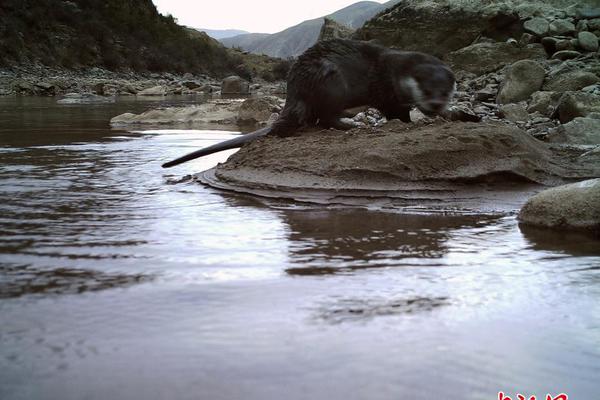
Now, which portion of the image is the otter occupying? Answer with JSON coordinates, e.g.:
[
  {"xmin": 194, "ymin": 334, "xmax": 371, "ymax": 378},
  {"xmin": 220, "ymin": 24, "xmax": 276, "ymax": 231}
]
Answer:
[{"xmin": 162, "ymin": 39, "xmax": 456, "ymax": 168}]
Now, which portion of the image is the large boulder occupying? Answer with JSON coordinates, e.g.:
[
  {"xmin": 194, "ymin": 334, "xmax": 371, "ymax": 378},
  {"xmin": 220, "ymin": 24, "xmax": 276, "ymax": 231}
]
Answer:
[
  {"xmin": 548, "ymin": 117, "xmax": 600, "ymax": 145},
  {"xmin": 354, "ymin": 0, "xmax": 589, "ymax": 58},
  {"xmin": 577, "ymin": 31, "xmax": 599, "ymax": 52},
  {"xmin": 556, "ymin": 91, "xmax": 600, "ymax": 123},
  {"xmin": 524, "ymin": 17, "xmax": 550, "ymax": 36},
  {"xmin": 446, "ymin": 42, "xmax": 547, "ymax": 75},
  {"xmin": 518, "ymin": 179, "xmax": 600, "ymax": 233},
  {"xmin": 221, "ymin": 76, "xmax": 250, "ymax": 95},
  {"xmin": 238, "ymin": 96, "xmax": 284, "ymax": 124},
  {"xmin": 542, "ymin": 70, "xmax": 600, "ymax": 92},
  {"xmin": 497, "ymin": 60, "xmax": 545, "ymax": 104}
]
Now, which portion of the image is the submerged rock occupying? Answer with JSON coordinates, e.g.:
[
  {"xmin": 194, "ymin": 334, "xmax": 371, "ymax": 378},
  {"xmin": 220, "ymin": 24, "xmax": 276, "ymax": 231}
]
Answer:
[
  {"xmin": 137, "ymin": 85, "xmax": 167, "ymax": 96},
  {"xmin": 57, "ymin": 93, "xmax": 115, "ymax": 104},
  {"xmin": 110, "ymin": 100, "xmax": 244, "ymax": 126},
  {"xmin": 519, "ymin": 179, "xmax": 600, "ymax": 233}
]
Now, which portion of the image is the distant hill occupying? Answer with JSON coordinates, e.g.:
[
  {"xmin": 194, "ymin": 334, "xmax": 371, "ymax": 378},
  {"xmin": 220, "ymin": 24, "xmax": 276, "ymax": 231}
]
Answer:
[
  {"xmin": 199, "ymin": 28, "xmax": 251, "ymax": 40},
  {"xmin": 220, "ymin": 0, "xmax": 401, "ymax": 58},
  {"xmin": 0, "ymin": 0, "xmax": 247, "ymax": 75}
]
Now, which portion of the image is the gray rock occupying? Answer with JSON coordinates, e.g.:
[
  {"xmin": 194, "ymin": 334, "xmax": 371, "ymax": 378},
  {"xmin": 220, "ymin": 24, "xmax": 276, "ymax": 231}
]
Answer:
[
  {"xmin": 551, "ymin": 50, "xmax": 582, "ymax": 60},
  {"xmin": 557, "ymin": 91, "xmax": 600, "ymax": 123},
  {"xmin": 576, "ymin": 20, "xmax": 589, "ymax": 31},
  {"xmin": 137, "ymin": 85, "xmax": 167, "ymax": 96},
  {"xmin": 497, "ymin": 60, "xmax": 545, "ymax": 104},
  {"xmin": 499, "ymin": 102, "xmax": 530, "ymax": 122},
  {"xmin": 519, "ymin": 33, "xmax": 538, "ymax": 45},
  {"xmin": 548, "ymin": 19, "xmax": 576, "ymax": 36},
  {"xmin": 182, "ymin": 81, "xmax": 201, "ymax": 90},
  {"xmin": 543, "ymin": 71, "xmax": 600, "ymax": 92},
  {"xmin": 518, "ymin": 179, "xmax": 600, "ymax": 233},
  {"xmin": 588, "ymin": 18, "xmax": 600, "ymax": 31},
  {"xmin": 221, "ymin": 76, "xmax": 250, "ymax": 95},
  {"xmin": 238, "ymin": 96, "xmax": 284, "ymax": 124},
  {"xmin": 475, "ymin": 87, "xmax": 497, "ymax": 102},
  {"xmin": 524, "ymin": 17, "xmax": 550, "ymax": 37},
  {"xmin": 446, "ymin": 42, "xmax": 547, "ymax": 76},
  {"xmin": 555, "ymin": 38, "xmax": 575, "ymax": 51},
  {"xmin": 577, "ymin": 31, "xmax": 599, "ymax": 51},
  {"xmin": 57, "ymin": 93, "xmax": 115, "ymax": 104},
  {"xmin": 548, "ymin": 117, "xmax": 600, "ymax": 145},
  {"xmin": 527, "ymin": 91, "xmax": 562, "ymax": 116}
]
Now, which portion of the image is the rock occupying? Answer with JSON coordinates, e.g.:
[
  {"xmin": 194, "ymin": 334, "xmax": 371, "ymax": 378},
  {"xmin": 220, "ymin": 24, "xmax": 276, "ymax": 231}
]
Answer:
[
  {"xmin": 587, "ymin": 18, "xmax": 600, "ymax": 30},
  {"xmin": 319, "ymin": 17, "xmax": 354, "ymax": 41},
  {"xmin": 527, "ymin": 91, "xmax": 562, "ymax": 116},
  {"xmin": 110, "ymin": 99, "xmax": 244, "ymax": 126},
  {"xmin": 556, "ymin": 91, "xmax": 600, "ymax": 123},
  {"xmin": 543, "ymin": 70, "xmax": 600, "ymax": 92},
  {"xmin": 555, "ymin": 38, "xmax": 575, "ymax": 51},
  {"xmin": 518, "ymin": 179, "xmax": 600, "ymax": 233},
  {"xmin": 446, "ymin": 42, "xmax": 547, "ymax": 75},
  {"xmin": 499, "ymin": 102, "xmax": 530, "ymax": 122},
  {"xmin": 577, "ymin": 31, "xmax": 599, "ymax": 51},
  {"xmin": 200, "ymin": 121, "xmax": 600, "ymax": 198},
  {"xmin": 577, "ymin": 20, "xmax": 589, "ymax": 31},
  {"xmin": 137, "ymin": 85, "xmax": 167, "ymax": 96},
  {"xmin": 238, "ymin": 96, "xmax": 284, "ymax": 124},
  {"xmin": 524, "ymin": 17, "xmax": 550, "ymax": 36},
  {"xmin": 548, "ymin": 19, "xmax": 576, "ymax": 36},
  {"xmin": 519, "ymin": 33, "xmax": 538, "ymax": 45},
  {"xmin": 182, "ymin": 81, "xmax": 201, "ymax": 90},
  {"xmin": 551, "ymin": 50, "xmax": 582, "ymax": 60},
  {"xmin": 497, "ymin": 60, "xmax": 545, "ymax": 104},
  {"xmin": 57, "ymin": 93, "xmax": 116, "ymax": 104},
  {"xmin": 475, "ymin": 87, "xmax": 497, "ymax": 102},
  {"xmin": 221, "ymin": 76, "xmax": 250, "ymax": 95},
  {"xmin": 541, "ymin": 36, "xmax": 559, "ymax": 53},
  {"xmin": 548, "ymin": 117, "xmax": 600, "ymax": 145}
]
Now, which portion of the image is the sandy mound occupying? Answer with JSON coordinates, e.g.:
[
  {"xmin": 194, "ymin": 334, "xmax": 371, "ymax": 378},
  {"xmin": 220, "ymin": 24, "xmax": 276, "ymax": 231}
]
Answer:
[{"xmin": 201, "ymin": 120, "xmax": 594, "ymax": 184}]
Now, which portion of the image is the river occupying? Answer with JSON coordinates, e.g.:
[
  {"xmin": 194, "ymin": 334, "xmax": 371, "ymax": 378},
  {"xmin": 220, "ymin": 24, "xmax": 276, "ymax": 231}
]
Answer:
[{"xmin": 1, "ymin": 96, "xmax": 599, "ymax": 400}]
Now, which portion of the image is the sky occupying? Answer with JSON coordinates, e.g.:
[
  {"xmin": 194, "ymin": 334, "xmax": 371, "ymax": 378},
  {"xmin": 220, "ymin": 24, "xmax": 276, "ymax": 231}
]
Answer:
[{"xmin": 152, "ymin": 0, "xmax": 387, "ymax": 34}]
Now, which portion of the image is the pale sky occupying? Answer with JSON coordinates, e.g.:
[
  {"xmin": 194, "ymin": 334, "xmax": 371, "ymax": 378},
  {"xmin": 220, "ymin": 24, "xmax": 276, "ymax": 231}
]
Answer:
[{"xmin": 152, "ymin": 0, "xmax": 387, "ymax": 34}]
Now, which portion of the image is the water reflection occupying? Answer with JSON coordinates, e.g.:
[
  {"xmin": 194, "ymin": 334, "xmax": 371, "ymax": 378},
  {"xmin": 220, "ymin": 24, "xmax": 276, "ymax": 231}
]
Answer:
[
  {"xmin": 1, "ymin": 98, "xmax": 600, "ymax": 400},
  {"xmin": 0, "ymin": 264, "xmax": 152, "ymax": 299}
]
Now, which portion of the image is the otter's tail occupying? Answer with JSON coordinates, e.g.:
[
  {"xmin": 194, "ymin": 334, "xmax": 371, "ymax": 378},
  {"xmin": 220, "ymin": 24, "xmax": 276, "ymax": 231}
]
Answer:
[{"xmin": 161, "ymin": 126, "xmax": 271, "ymax": 168}]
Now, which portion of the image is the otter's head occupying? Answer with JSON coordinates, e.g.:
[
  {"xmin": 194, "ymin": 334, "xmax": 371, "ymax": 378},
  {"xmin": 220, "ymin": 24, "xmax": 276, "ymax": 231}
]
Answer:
[{"xmin": 398, "ymin": 64, "xmax": 456, "ymax": 116}]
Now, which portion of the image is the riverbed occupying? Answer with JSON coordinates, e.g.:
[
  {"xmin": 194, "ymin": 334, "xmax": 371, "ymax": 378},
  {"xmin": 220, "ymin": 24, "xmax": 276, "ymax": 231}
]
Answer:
[{"xmin": 1, "ymin": 97, "xmax": 599, "ymax": 400}]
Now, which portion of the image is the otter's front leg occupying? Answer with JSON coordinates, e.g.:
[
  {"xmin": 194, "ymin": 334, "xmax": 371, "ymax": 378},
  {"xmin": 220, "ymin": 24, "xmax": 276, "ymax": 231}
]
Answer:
[
  {"xmin": 319, "ymin": 117, "xmax": 359, "ymax": 130},
  {"xmin": 382, "ymin": 106, "xmax": 411, "ymax": 123}
]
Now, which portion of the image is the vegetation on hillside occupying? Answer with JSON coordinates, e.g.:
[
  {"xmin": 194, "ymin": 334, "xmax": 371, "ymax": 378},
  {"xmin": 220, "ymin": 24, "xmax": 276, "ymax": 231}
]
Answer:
[{"xmin": 0, "ymin": 0, "xmax": 249, "ymax": 76}]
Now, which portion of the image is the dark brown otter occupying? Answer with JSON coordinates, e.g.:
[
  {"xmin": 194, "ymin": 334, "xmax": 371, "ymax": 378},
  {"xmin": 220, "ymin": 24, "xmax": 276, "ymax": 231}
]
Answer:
[{"xmin": 163, "ymin": 39, "xmax": 456, "ymax": 168}]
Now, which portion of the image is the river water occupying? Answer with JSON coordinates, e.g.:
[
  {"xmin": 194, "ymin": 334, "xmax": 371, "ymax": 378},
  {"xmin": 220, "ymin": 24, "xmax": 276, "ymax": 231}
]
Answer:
[{"xmin": 1, "ymin": 97, "xmax": 599, "ymax": 400}]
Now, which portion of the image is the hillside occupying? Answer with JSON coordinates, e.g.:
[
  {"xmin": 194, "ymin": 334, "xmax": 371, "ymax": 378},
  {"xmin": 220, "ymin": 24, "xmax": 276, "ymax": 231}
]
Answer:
[
  {"xmin": 0, "ymin": 0, "xmax": 246, "ymax": 75},
  {"xmin": 221, "ymin": 1, "xmax": 400, "ymax": 58},
  {"xmin": 199, "ymin": 28, "xmax": 251, "ymax": 40}
]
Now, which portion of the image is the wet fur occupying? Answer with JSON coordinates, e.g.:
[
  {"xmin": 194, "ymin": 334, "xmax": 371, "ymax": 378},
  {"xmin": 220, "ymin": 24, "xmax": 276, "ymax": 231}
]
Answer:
[{"xmin": 162, "ymin": 39, "xmax": 455, "ymax": 168}]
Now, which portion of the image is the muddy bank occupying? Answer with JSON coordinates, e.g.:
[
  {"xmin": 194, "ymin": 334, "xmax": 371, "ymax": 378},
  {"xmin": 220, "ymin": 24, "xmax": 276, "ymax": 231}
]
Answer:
[{"xmin": 195, "ymin": 120, "xmax": 600, "ymax": 209}]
